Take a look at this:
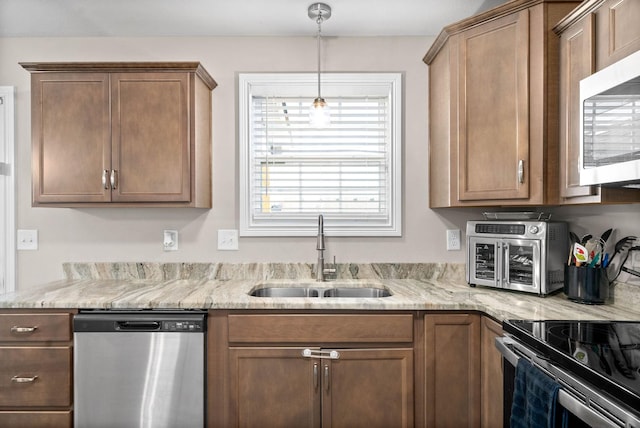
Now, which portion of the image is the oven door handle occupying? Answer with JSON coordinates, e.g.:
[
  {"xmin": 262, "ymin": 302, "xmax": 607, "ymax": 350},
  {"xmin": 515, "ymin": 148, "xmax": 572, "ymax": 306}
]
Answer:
[
  {"xmin": 495, "ymin": 336, "xmax": 625, "ymax": 428},
  {"xmin": 495, "ymin": 335, "xmax": 519, "ymax": 366}
]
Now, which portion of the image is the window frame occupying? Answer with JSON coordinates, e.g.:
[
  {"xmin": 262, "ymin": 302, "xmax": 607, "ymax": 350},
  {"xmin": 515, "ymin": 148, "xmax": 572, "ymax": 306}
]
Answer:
[
  {"xmin": 0, "ymin": 86, "xmax": 16, "ymax": 294},
  {"xmin": 238, "ymin": 72, "xmax": 402, "ymax": 237}
]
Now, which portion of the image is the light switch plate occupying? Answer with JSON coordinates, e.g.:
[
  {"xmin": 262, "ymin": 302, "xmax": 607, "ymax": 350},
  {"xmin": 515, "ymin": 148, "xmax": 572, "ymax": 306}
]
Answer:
[
  {"xmin": 218, "ymin": 229, "xmax": 239, "ymax": 251},
  {"xmin": 17, "ymin": 229, "xmax": 38, "ymax": 250}
]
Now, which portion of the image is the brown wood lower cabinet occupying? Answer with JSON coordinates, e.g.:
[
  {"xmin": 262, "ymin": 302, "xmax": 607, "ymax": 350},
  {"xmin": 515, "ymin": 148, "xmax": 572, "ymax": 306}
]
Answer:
[
  {"xmin": 424, "ymin": 313, "xmax": 481, "ymax": 428},
  {"xmin": 229, "ymin": 346, "xmax": 413, "ymax": 428},
  {"xmin": 0, "ymin": 310, "xmax": 74, "ymax": 428},
  {"xmin": 210, "ymin": 311, "xmax": 416, "ymax": 428}
]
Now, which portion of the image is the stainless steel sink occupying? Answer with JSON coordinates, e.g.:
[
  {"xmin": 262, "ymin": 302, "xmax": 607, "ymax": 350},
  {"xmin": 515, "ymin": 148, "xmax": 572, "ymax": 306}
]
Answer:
[
  {"xmin": 249, "ymin": 287, "xmax": 320, "ymax": 298},
  {"xmin": 322, "ymin": 287, "xmax": 391, "ymax": 298},
  {"xmin": 249, "ymin": 284, "xmax": 391, "ymax": 298}
]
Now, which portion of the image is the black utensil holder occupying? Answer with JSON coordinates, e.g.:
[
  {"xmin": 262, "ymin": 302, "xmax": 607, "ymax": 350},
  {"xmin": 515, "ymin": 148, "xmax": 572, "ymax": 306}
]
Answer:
[{"xmin": 564, "ymin": 265, "xmax": 609, "ymax": 304}]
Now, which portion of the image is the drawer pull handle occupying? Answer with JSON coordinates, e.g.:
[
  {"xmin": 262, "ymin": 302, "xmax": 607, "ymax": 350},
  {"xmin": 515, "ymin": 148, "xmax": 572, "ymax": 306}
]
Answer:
[
  {"xmin": 10, "ymin": 326, "xmax": 38, "ymax": 334},
  {"xmin": 11, "ymin": 375, "xmax": 38, "ymax": 383},
  {"xmin": 301, "ymin": 348, "xmax": 340, "ymax": 360}
]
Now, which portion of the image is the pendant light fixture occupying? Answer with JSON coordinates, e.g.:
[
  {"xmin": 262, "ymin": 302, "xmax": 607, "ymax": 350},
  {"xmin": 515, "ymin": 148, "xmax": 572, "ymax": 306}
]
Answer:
[{"xmin": 308, "ymin": 3, "xmax": 331, "ymax": 128}]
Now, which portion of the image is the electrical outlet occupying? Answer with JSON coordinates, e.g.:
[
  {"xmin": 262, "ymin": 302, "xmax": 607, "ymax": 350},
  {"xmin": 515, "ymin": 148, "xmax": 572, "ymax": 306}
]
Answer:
[
  {"xmin": 446, "ymin": 229, "xmax": 461, "ymax": 251},
  {"xmin": 163, "ymin": 230, "xmax": 178, "ymax": 251},
  {"xmin": 218, "ymin": 229, "xmax": 239, "ymax": 251},
  {"xmin": 17, "ymin": 229, "xmax": 38, "ymax": 250}
]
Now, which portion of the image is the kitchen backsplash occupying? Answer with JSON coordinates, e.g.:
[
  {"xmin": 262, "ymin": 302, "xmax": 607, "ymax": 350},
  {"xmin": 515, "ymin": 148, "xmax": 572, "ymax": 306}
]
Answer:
[{"xmin": 63, "ymin": 262, "xmax": 467, "ymax": 283}]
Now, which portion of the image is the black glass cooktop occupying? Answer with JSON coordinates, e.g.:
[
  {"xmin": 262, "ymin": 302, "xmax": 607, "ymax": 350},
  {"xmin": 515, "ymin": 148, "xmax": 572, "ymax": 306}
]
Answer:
[{"xmin": 503, "ymin": 320, "xmax": 640, "ymax": 412}]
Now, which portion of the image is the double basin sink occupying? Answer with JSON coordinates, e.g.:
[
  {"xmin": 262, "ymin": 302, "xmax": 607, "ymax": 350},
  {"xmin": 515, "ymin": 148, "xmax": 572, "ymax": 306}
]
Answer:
[{"xmin": 250, "ymin": 282, "xmax": 391, "ymax": 298}]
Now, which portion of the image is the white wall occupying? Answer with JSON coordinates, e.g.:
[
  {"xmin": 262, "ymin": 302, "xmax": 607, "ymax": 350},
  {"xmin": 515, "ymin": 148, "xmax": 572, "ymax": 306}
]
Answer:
[{"xmin": 0, "ymin": 36, "xmax": 638, "ymax": 290}]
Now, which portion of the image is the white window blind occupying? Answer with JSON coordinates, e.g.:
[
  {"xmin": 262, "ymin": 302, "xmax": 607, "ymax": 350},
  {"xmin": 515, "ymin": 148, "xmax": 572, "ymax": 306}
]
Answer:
[{"xmin": 239, "ymin": 73, "xmax": 401, "ymax": 236}]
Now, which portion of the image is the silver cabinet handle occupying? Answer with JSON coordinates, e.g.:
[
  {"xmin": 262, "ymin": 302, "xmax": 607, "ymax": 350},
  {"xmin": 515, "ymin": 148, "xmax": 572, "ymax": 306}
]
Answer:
[
  {"xmin": 301, "ymin": 348, "xmax": 340, "ymax": 360},
  {"xmin": 102, "ymin": 170, "xmax": 109, "ymax": 189},
  {"xmin": 324, "ymin": 364, "xmax": 330, "ymax": 392},
  {"xmin": 110, "ymin": 170, "xmax": 118, "ymax": 190},
  {"xmin": 10, "ymin": 326, "xmax": 37, "ymax": 334},
  {"xmin": 518, "ymin": 160, "xmax": 524, "ymax": 184},
  {"xmin": 313, "ymin": 362, "xmax": 319, "ymax": 390},
  {"xmin": 11, "ymin": 375, "xmax": 38, "ymax": 383}
]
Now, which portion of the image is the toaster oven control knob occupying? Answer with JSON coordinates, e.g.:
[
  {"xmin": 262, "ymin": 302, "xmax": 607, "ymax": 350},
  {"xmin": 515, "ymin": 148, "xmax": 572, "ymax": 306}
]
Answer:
[{"xmin": 529, "ymin": 225, "xmax": 539, "ymax": 234}]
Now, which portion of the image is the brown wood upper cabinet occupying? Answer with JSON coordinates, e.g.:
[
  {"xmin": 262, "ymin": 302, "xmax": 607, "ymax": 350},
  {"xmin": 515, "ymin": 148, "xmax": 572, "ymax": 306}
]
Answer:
[
  {"xmin": 555, "ymin": 0, "xmax": 640, "ymax": 204},
  {"xmin": 424, "ymin": 0, "xmax": 579, "ymax": 207},
  {"xmin": 21, "ymin": 62, "xmax": 216, "ymax": 207}
]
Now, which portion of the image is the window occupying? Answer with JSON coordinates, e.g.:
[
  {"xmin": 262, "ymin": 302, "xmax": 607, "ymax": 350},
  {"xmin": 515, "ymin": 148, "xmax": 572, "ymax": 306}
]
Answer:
[
  {"xmin": 0, "ymin": 87, "xmax": 15, "ymax": 294},
  {"xmin": 239, "ymin": 73, "xmax": 402, "ymax": 236}
]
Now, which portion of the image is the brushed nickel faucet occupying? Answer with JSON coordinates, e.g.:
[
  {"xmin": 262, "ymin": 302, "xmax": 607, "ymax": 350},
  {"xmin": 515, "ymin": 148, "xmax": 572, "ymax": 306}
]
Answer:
[{"xmin": 316, "ymin": 214, "xmax": 336, "ymax": 281}]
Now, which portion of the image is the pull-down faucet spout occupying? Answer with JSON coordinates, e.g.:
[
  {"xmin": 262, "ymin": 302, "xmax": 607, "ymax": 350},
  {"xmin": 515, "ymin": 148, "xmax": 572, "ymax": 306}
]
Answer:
[{"xmin": 316, "ymin": 214, "xmax": 325, "ymax": 281}]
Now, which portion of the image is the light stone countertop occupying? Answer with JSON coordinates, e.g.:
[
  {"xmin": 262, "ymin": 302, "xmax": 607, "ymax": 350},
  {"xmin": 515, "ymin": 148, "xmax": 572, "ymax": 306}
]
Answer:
[{"xmin": 1, "ymin": 262, "xmax": 639, "ymax": 322}]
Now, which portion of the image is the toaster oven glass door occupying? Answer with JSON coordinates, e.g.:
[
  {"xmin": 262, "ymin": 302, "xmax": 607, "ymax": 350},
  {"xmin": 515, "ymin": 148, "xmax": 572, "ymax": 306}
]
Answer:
[{"xmin": 469, "ymin": 237, "xmax": 540, "ymax": 291}]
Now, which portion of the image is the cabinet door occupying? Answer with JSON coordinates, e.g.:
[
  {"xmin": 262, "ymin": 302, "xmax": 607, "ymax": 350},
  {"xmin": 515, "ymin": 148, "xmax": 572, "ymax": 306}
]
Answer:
[
  {"xmin": 595, "ymin": 0, "xmax": 640, "ymax": 70},
  {"xmin": 425, "ymin": 313, "xmax": 480, "ymax": 428},
  {"xmin": 324, "ymin": 348, "xmax": 413, "ymax": 428},
  {"xmin": 228, "ymin": 347, "xmax": 321, "ymax": 428},
  {"xmin": 111, "ymin": 72, "xmax": 190, "ymax": 202},
  {"xmin": 458, "ymin": 10, "xmax": 530, "ymax": 201},
  {"xmin": 559, "ymin": 15, "xmax": 597, "ymax": 200},
  {"xmin": 31, "ymin": 73, "xmax": 111, "ymax": 204},
  {"xmin": 481, "ymin": 317, "xmax": 503, "ymax": 428}
]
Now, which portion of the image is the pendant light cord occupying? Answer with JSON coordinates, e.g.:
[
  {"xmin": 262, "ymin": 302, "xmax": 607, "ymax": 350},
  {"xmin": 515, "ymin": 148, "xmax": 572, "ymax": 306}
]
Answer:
[{"xmin": 316, "ymin": 13, "xmax": 323, "ymax": 100}]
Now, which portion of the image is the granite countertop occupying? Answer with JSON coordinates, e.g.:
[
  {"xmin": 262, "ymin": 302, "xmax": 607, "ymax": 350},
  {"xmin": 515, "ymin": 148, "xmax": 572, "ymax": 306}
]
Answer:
[{"xmin": 1, "ymin": 262, "xmax": 639, "ymax": 322}]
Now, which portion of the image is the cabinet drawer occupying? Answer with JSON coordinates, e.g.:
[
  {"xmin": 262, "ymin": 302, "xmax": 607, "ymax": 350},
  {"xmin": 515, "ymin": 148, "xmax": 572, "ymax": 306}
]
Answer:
[
  {"xmin": 0, "ymin": 411, "xmax": 72, "ymax": 428},
  {"xmin": 228, "ymin": 314, "xmax": 414, "ymax": 343},
  {"xmin": 0, "ymin": 347, "xmax": 72, "ymax": 407},
  {"xmin": 0, "ymin": 313, "xmax": 71, "ymax": 342}
]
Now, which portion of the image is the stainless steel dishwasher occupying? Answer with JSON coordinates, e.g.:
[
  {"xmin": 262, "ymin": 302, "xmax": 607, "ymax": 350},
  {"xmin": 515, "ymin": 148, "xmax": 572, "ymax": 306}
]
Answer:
[{"xmin": 73, "ymin": 310, "xmax": 206, "ymax": 428}]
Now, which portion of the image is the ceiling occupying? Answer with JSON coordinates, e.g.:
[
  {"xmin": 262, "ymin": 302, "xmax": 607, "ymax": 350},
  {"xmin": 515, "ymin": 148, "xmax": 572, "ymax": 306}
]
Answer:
[{"xmin": 0, "ymin": 0, "xmax": 509, "ymax": 38}]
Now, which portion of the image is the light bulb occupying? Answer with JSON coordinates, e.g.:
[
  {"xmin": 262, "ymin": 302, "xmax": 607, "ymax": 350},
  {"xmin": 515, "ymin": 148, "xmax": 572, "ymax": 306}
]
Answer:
[{"xmin": 309, "ymin": 97, "xmax": 330, "ymax": 128}]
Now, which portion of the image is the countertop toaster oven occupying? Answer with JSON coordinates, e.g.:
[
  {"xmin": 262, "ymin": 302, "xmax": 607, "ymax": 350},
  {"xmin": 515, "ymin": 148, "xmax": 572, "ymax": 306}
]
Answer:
[{"xmin": 466, "ymin": 219, "xmax": 568, "ymax": 295}]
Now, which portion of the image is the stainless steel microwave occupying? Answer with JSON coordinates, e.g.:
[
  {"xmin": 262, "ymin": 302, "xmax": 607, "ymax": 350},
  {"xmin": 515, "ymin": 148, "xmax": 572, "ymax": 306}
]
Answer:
[
  {"xmin": 579, "ymin": 49, "xmax": 640, "ymax": 188},
  {"xmin": 466, "ymin": 220, "xmax": 568, "ymax": 296}
]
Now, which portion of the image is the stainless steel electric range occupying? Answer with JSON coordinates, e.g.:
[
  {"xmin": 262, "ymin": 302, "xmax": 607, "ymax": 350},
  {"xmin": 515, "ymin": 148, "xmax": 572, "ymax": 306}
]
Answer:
[{"xmin": 498, "ymin": 320, "xmax": 640, "ymax": 427}]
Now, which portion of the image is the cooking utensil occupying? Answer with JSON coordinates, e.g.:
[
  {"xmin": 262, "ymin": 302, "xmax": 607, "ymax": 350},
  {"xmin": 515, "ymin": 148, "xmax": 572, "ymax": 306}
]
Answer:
[
  {"xmin": 613, "ymin": 236, "xmax": 637, "ymax": 257},
  {"xmin": 574, "ymin": 242, "xmax": 589, "ymax": 266},
  {"xmin": 568, "ymin": 231, "xmax": 580, "ymax": 265},
  {"xmin": 581, "ymin": 234, "xmax": 593, "ymax": 245},
  {"xmin": 609, "ymin": 236, "xmax": 637, "ymax": 267},
  {"xmin": 570, "ymin": 231, "xmax": 580, "ymax": 245},
  {"xmin": 585, "ymin": 239, "xmax": 600, "ymax": 260},
  {"xmin": 600, "ymin": 228, "xmax": 613, "ymax": 245}
]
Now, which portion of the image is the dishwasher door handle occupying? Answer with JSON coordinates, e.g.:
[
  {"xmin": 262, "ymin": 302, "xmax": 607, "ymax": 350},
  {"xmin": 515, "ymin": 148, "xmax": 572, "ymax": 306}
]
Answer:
[{"xmin": 116, "ymin": 321, "xmax": 161, "ymax": 330}]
